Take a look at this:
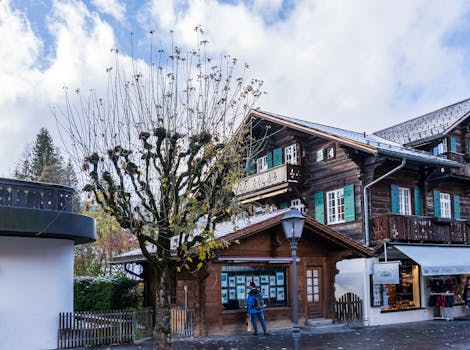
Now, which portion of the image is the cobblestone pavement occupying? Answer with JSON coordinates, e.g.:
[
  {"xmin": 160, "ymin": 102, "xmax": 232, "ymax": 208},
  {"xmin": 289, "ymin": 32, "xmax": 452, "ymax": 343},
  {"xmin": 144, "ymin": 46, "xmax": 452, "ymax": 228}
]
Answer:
[{"xmin": 71, "ymin": 319, "xmax": 470, "ymax": 350}]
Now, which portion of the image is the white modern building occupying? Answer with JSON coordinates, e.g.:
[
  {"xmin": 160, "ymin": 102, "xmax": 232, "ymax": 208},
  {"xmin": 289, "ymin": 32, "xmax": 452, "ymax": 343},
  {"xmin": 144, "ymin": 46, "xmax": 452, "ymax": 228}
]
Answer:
[{"xmin": 0, "ymin": 178, "xmax": 95, "ymax": 350}]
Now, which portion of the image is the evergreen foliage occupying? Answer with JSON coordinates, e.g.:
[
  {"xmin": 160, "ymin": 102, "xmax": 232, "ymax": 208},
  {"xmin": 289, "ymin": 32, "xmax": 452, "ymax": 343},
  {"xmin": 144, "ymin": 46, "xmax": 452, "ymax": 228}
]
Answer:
[{"xmin": 73, "ymin": 275, "xmax": 139, "ymax": 311}]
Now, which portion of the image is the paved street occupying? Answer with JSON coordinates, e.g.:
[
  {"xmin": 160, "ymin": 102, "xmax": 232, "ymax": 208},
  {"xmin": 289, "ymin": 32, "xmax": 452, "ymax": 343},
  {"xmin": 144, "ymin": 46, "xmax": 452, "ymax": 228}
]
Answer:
[{"xmin": 72, "ymin": 319, "xmax": 470, "ymax": 350}]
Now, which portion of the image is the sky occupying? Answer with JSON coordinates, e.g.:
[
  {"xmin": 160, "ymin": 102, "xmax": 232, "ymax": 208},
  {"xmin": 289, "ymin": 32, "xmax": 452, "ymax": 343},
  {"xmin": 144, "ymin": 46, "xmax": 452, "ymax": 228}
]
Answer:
[{"xmin": 2, "ymin": 0, "xmax": 470, "ymax": 176}]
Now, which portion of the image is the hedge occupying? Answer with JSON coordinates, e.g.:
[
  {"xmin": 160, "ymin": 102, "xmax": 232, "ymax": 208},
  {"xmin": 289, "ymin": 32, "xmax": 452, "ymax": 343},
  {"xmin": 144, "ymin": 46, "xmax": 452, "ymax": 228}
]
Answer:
[{"xmin": 74, "ymin": 275, "xmax": 139, "ymax": 311}]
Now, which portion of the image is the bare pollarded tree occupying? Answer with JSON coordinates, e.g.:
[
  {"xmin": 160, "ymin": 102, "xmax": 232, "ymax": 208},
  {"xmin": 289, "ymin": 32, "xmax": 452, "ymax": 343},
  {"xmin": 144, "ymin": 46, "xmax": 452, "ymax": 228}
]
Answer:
[{"xmin": 55, "ymin": 28, "xmax": 265, "ymax": 350}]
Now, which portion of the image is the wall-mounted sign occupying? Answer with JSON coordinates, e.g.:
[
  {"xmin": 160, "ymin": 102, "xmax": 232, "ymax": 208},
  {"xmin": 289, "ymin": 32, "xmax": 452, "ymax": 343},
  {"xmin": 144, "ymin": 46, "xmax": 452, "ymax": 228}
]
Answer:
[{"xmin": 373, "ymin": 261, "xmax": 400, "ymax": 284}]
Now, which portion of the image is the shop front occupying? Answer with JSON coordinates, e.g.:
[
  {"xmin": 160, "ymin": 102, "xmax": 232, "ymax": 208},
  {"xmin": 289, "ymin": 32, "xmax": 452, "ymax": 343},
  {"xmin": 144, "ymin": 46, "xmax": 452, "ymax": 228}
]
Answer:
[{"xmin": 337, "ymin": 243, "xmax": 470, "ymax": 326}]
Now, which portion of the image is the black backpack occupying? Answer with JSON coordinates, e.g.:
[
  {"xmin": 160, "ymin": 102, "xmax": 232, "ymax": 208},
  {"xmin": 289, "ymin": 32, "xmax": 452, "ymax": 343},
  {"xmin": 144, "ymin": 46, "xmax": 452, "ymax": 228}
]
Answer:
[{"xmin": 253, "ymin": 293, "xmax": 264, "ymax": 309}]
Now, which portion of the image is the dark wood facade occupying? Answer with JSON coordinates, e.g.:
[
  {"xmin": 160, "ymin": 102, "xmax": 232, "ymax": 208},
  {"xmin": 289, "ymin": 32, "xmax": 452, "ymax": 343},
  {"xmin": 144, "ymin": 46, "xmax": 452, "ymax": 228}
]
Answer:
[
  {"xmin": 168, "ymin": 215, "xmax": 370, "ymax": 336},
  {"xmin": 239, "ymin": 110, "xmax": 470, "ymax": 246}
]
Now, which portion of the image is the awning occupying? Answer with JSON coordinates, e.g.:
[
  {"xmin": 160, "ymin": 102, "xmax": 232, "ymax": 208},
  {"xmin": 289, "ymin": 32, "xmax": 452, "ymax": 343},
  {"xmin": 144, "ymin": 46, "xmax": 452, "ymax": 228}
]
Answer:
[{"xmin": 393, "ymin": 244, "xmax": 470, "ymax": 276}]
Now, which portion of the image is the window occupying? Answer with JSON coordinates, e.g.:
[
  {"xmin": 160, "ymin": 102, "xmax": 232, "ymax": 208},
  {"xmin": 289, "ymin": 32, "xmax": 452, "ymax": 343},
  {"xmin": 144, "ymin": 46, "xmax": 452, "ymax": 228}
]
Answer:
[
  {"xmin": 398, "ymin": 187, "xmax": 411, "ymax": 215},
  {"xmin": 440, "ymin": 193, "xmax": 451, "ymax": 218},
  {"xmin": 221, "ymin": 265, "xmax": 288, "ymax": 310},
  {"xmin": 326, "ymin": 146, "xmax": 335, "ymax": 159},
  {"xmin": 284, "ymin": 144, "xmax": 298, "ymax": 165},
  {"xmin": 327, "ymin": 188, "xmax": 344, "ymax": 224},
  {"xmin": 316, "ymin": 149, "xmax": 324, "ymax": 162},
  {"xmin": 435, "ymin": 140, "xmax": 447, "ymax": 155},
  {"xmin": 256, "ymin": 155, "xmax": 268, "ymax": 173},
  {"xmin": 290, "ymin": 198, "xmax": 305, "ymax": 213},
  {"xmin": 372, "ymin": 262, "xmax": 421, "ymax": 312}
]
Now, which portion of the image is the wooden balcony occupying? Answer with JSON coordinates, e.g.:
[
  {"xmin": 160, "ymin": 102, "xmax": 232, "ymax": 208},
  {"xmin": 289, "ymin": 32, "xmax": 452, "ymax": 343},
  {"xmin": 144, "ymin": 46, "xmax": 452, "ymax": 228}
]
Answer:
[
  {"xmin": 234, "ymin": 164, "xmax": 304, "ymax": 201},
  {"xmin": 371, "ymin": 213, "xmax": 469, "ymax": 244}
]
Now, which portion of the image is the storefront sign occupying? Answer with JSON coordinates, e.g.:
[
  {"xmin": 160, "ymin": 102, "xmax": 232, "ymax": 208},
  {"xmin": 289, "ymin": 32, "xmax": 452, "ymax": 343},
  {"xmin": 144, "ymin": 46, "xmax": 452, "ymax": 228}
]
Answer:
[{"xmin": 373, "ymin": 261, "xmax": 400, "ymax": 284}]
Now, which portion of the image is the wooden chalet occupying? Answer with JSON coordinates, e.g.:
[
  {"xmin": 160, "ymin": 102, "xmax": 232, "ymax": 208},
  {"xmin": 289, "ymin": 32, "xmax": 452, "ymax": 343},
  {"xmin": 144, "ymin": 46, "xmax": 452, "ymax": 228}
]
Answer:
[{"xmin": 114, "ymin": 98, "xmax": 470, "ymax": 332}]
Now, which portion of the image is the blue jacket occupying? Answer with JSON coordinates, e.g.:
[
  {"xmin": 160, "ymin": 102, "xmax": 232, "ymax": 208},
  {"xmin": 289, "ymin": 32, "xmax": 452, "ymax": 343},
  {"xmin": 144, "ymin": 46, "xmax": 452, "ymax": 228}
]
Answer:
[{"xmin": 247, "ymin": 288, "xmax": 263, "ymax": 315}]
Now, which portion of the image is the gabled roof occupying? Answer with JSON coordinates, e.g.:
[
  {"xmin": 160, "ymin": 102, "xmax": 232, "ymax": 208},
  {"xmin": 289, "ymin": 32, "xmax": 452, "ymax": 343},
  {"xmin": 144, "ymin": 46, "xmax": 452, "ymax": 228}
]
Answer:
[
  {"xmin": 112, "ymin": 209, "xmax": 372, "ymax": 263},
  {"xmin": 373, "ymin": 98, "xmax": 470, "ymax": 146},
  {"xmin": 250, "ymin": 109, "xmax": 461, "ymax": 168}
]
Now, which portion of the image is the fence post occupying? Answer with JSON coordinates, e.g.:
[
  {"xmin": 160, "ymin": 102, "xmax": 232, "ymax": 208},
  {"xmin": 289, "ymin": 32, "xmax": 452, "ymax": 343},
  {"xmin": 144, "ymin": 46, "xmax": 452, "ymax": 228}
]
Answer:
[{"xmin": 132, "ymin": 310, "xmax": 137, "ymax": 344}]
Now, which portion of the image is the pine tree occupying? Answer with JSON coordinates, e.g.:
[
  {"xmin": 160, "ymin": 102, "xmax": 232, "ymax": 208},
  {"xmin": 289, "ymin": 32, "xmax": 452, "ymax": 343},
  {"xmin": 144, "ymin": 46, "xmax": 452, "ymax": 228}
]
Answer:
[{"xmin": 30, "ymin": 128, "xmax": 61, "ymax": 180}]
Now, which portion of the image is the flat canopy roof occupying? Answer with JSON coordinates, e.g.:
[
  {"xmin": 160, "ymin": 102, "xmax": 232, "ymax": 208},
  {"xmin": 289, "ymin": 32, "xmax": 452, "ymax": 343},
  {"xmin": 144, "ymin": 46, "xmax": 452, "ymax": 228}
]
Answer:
[{"xmin": 393, "ymin": 244, "xmax": 470, "ymax": 276}]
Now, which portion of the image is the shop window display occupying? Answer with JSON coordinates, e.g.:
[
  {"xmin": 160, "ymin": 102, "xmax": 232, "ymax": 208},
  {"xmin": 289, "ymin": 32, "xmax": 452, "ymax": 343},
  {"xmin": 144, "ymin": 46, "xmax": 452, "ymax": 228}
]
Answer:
[
  {"xmin": 371, "ymin": 262, "xmax": 421, "ymax": 311},
  {"xmin": 221, "ymin": 265, "xmax": 288, "ymax": 310}
]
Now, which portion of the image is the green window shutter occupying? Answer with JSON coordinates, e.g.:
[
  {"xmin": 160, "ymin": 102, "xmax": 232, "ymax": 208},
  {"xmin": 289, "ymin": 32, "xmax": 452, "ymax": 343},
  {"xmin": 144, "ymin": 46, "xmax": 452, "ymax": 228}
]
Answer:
[
  {"xmin": 450, "ymin": 136, "xmax": 457, "ymax": 152},
  {"xmin": 454, "ymin": 194, "xmax": 461, "ymax": 219},
  {"xmin": 279, "ymin": 201, "xmax": 288, "ymax": 209},
  {"xmin": 433, "ymin": 190, "xmax": 441, "ymax": 217},
  {"xmin": 273, "ymin": 148, "xmax": 283, "ymax": 167},
  {"xmin": 314, "ymin": 192, "xmax": 325, "ymax": 224},
  {"xmin": 266, "ymin": 151, "xmax": 273, "ymax": 169},
  {"xmin": 344, "ymin": 184, "xmax": 355, "ymax": 222},
  {"xmin": 414, "ymin": 187, "xmax": 422, "ymax": 216},
  {"xmin": 247, "ymin": 159, "xmax": 255, "ymax": 175},
  {"xmin": 391, "ymin": 184, "xmax": 399, "ymax": 214}
]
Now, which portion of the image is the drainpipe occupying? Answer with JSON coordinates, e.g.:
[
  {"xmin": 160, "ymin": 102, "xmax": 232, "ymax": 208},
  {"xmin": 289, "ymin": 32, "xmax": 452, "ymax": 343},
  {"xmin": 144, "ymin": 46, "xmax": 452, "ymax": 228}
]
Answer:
[{"xmin": 364, "ymin": 158, "xmax": 406, "ymax": 246}]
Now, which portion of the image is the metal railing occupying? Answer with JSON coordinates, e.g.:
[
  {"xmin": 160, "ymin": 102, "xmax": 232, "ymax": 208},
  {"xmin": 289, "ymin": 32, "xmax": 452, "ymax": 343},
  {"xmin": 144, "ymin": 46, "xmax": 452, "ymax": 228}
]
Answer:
[{"xmin": 0, "ymin": 177, "xmax": 74, "ymax": 211}]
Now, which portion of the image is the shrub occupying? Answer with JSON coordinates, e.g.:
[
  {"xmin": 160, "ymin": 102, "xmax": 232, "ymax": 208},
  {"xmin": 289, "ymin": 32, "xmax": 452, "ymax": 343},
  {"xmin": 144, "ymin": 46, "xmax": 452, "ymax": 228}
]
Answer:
[{"xmin": 74, "ymin": 275, "xmax": 139, "ymax": 311}]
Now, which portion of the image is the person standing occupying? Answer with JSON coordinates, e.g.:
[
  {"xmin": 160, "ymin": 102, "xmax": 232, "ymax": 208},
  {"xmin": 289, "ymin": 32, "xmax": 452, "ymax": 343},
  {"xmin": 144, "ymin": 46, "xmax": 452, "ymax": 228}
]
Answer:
[
  {"xmin": 247, "ymin": 281, "xmax": 270, "ymax": 335},
  {"xmin": 463, "ymin": 277, "xmax": 470, "ymax": 312}
]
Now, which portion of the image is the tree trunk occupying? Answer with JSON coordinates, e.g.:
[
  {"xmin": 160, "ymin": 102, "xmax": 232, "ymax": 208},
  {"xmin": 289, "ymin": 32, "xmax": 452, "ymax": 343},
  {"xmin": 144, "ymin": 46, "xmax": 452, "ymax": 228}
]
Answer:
[{"xmin": 153, "ymin": 263, "xmax": 172, "ymax": 350}]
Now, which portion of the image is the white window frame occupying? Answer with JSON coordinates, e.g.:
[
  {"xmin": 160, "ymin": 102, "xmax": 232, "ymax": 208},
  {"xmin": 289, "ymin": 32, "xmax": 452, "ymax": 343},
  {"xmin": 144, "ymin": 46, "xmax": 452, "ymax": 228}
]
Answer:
[
  {"xmin": 290, "ymin": 198, "xmax": 305, "ymax": 213},
  {"xmin": 285, "ymin": 144, "xmax": 298, "ymax": 165},
  {"xmin": 440, "ymin": 193, "xmax": 451, "ymax": 218},
  {"xmin": 256, "ymin": 155, "xmax": 268, "ymax": 173},
  {"xmin": 326, "ymin": 188, "xmax": 345, "ymax": 224},
  {"xmin": 437, "ymin": 140, "xmax": 447, "ymax": 155},
  {"xmin": 398, "ymin": 187, "xmax": 411, "ymax": 215},
  {"xmin": 326, "ymin": 146, "xmax": 335, "ymax": 159},
  {"xmin": 316, "ymin": 149, "xmax": 324, "ymax": 162}
]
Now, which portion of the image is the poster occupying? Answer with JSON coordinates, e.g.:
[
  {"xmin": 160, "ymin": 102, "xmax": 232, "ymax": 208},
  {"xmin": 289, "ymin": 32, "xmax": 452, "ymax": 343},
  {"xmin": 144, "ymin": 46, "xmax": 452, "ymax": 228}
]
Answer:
[
  {"xmin": 237, "ymin": 285, "xmax": 246, "ymax": 300},
  {"xmin": 246, "ymin": 276, "xmax": 253, "ymax": 285},
  {"xmin": 270, "ymin": 287, "xmax": 276, "ymax": 298},
  {"xmin": 276, "ymin": 288, "xmax": 285, "ymax": 301},
  {"xmin": 236, "ymin": 275, "xmax": 246, "ymax": 285},
  {"xmin": 253, "ymin": 276, "xmax": 260, "ymax": 286},
  {"xmin": 276, "ymin": 272, "xmax": 284, "ymax": 286},
  {"xmin": 229, "ymin": 276, "xmax": 236, "ymax": 287},
  {"xmin": 229, "ymin": 289, "xmax": 236, "ymax": 300},
  {"xmin": 269, "ymin": 275, "xmax": 276, "ymax": 286},
  {"xmin": 221, "ymin": 289, "xmax": 228, "ymax": 304},
  {"xmin": 261, "ymin": 275, "xmax": 269, "ymax": 284},
  {"xmin": 221, "ymin": 273, "xmax": 228, "ymax": 288},
  {"xmin": 261, "ymin": 285, "xmax": 269, "ymax": 298}
]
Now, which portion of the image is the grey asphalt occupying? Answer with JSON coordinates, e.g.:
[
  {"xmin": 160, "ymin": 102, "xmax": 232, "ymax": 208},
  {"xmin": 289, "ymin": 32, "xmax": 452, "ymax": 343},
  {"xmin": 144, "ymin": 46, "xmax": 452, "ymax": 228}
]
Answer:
[{"xmin": 70, "ymin": 319, "xmax": 470, "ymax": 349}]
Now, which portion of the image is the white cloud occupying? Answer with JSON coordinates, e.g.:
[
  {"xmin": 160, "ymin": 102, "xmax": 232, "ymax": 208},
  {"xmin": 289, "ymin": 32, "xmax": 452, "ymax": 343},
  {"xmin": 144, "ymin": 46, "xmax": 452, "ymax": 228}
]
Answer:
[
  {"xmin": 0, "ymin": 0, "xmax": 120, "ymax": 176},
  {"xmin": 147, "ymin": 0, "xmax": 470, "ymax": 132},
  {"xmin": 2, "ymin": 0, "xmax": 470, "ymax": 176},
  {"xmin": 91, "ymin": 0, "xmax": 126, "ymax": 22}
]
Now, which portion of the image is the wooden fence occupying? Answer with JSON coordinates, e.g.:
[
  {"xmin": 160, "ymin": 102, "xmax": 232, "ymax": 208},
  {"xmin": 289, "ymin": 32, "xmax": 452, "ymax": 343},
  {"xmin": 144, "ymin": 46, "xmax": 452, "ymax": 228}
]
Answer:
[
  {"xmin": 334, "ymin": 293, "xmax": 363, "ymax": 325},
  {"xmin": 57, "ymin": 308, "xmax": 153, "ymax": 349},
  {"xmin": 171, "ymin": 306, "xmax": 193, "ymax": 337}
]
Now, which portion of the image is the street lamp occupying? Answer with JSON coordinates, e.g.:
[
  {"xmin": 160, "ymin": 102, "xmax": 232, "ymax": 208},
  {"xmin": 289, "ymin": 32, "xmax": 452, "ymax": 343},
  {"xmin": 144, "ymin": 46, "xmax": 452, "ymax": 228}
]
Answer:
[{"xmin": 281, "ymin": 208, "xmax": 305, "ymax": 335}]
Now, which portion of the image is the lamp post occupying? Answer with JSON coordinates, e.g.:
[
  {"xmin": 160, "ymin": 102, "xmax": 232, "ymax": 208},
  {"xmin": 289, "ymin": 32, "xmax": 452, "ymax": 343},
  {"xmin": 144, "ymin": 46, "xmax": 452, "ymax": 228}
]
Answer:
[{"xmin": 281, "ymin": 208, "xmax": 305, "ymax": 336}]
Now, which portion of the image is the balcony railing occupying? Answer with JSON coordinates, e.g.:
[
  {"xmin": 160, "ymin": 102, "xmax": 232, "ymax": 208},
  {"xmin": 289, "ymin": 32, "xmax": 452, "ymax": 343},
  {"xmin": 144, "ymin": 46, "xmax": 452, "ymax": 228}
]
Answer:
[
  {"xmin": 234, "ymin": 164, "xmax": 304, "ymax": 198},
  {"xmin": 0, "ymin": 178, "xmax": 74, "ymax": 212},
  {"xmin": 371, "ymin": 213, "xmax": 469, "ymax": 244}
]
